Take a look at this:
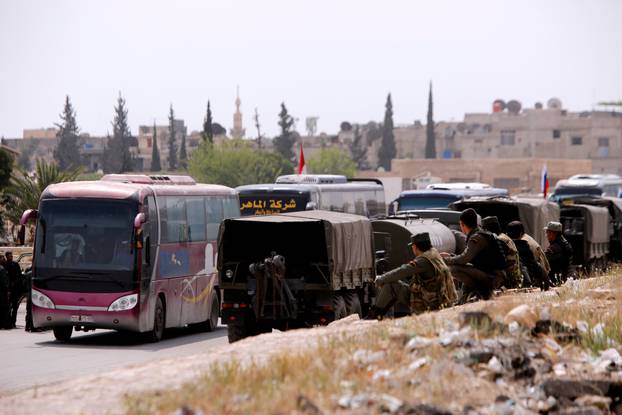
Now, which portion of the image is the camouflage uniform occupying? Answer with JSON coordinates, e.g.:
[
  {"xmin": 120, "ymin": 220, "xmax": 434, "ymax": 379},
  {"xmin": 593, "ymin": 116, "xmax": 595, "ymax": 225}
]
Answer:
[
  {"xmin": 375, "ymin": 248, "xmax": 457, "ymax": 315},
  {"xmin": 497, "ymin": 233, "xmax": 522, "ymax": 288}
]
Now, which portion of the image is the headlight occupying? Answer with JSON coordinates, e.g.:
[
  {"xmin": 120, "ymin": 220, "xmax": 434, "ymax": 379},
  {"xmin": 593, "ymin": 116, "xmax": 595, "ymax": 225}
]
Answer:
[
  {"xmin": 32, "ymin": 289, "xmax": 55, "ymax": 309},
  {"xmin": 108, "ymin": 294, "xmax": 138, "ymax": 312}
]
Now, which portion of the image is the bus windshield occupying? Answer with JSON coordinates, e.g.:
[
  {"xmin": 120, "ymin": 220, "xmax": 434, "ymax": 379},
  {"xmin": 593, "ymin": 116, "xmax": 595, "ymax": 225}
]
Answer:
[
  {"xmin": 398, "ymin": 195, "xmax": 460, "ymax": 210},
  {"xmin": 34, "ymin": 199, "xmax": 138, "ymax": 292}
]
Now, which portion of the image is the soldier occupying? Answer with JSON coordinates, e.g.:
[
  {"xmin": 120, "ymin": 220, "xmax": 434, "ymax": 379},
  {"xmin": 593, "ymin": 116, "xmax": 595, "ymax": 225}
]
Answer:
[
  {"xmin": 481, "ymin": 216, "xmax": 522, "ymax": 289},
  {"xmin": 544, "ymin": 221, "xmax": 574, "ymax": 284},
  {"xmin": 0, "ymin": 255, "xmax": 10, "ymax": 329},
  {"xmin": 369, "ymin": 232, "xmax": 457, "ymax": 319},
  {"xmin": 4, "ymin": 252, "xmax": 23, "ymax": 329},
  {"xmin": 441, "ymin": 208, "xmax": 507, "ymax": 303},
  {"xmin": 507, "ymin": 221, "xmax": 550, "ymax": 290},
  {"xmin": 521, "ymin": 224, "xmax": 551, "ymax": 277}
]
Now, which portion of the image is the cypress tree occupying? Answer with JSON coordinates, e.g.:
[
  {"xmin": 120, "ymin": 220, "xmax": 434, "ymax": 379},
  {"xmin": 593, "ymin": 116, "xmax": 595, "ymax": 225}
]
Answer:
[
  {"xmin": 150, "ymin": 122, "xmax": 161, "ymax": 172},
  {"xmin": 113, "ymin": 93, "xmax": 133, "ymax": 172},
  {"xmin": 179, "ymin": 131, "xmax": 188, "ymax": 169},
  {"xmin": 53, "ymin": 95, "xmax": 81, "ymax": 170},
  {"xmin": 274, "ymin": 102, "xmax": 295, "ymax": 162},
  {"xmin": 202, "ymin": 101, "xmax": 214, "ymax": 143},
  {"xmin": 350, "ymin": 125, "xmax": 368, "ymax": 170},
  {"xmin": 377, "ymin": 93, "xmax": 396, "ymax": 171},
  {"xmin": 425, "ymin": 82, "xmax": 437, "ymax": 159},
  {"xmin": 168, "ymin": 104, "xmax": 178, "ymax": 170}
]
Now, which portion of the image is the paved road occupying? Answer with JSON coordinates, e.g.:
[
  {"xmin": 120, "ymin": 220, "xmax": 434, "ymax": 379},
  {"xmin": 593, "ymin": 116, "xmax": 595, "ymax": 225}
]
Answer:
[{"xmin": 0, "ymin": 302, "xmax": 228, "ymax": 394}]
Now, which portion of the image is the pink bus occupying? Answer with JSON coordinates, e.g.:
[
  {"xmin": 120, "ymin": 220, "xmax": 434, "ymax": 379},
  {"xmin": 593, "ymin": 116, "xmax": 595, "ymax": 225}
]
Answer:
[{"xmin": 21, "ymin": 174, "xmax": 239, "ymax": 342}]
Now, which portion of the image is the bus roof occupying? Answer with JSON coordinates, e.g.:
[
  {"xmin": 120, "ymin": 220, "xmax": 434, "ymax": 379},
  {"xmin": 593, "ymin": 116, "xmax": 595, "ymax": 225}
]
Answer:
[
  {"xmin": 42, "ymin": 175, "xmax": 236, "ymax": 200},
  {"xmin": 237, "ymin": 181, "xmax": 383, "ymax": 194},
  {"xmin": 398, "ymin": 188, "xmax": 508, "ymax": 198}
]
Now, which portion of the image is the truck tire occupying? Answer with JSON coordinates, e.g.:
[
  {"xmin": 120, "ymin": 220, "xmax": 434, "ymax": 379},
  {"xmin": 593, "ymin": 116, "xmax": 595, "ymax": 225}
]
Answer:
[
  {"xmin": 344, "ymin": 292, "xmax": 362, "ymax": 317},
  {"xmin": 147, "ymin": 297, "xmax": 165, "ymax": 343},
  {"xmin": 332, "ymin": 294, "xmax": 347, "ymax": 321},
  {"xmin": 53, "ymin": 326, "xmax": 72, "ymax": 342},
  {"xmin": 227, "ymin": 322, "xmax": 248, "ymax": 343}
]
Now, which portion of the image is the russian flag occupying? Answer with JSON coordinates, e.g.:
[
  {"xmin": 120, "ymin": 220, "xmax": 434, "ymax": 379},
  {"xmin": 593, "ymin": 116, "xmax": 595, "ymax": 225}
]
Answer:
[
  {"xmin": 297, "ymin": 143, "xmax": 306, "ymax": 174},
  {"xmin": 541, "ymin": 163, "xmax": 549, "ymax": 199}
]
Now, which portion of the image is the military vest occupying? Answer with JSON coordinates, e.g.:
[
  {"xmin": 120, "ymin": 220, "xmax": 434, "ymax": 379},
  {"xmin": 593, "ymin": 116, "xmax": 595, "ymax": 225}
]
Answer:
[
  {"xmin": 498, "ymin": 233, "xmax": 522, "ymax": 288},
  {"xmin": 410, "ymin": 248, "xmax": 457, "ymax": 311}
]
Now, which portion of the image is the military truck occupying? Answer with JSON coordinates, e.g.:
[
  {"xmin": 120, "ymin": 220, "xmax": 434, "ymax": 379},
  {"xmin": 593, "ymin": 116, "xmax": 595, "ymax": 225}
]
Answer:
[{"xmin": 218, "ymin": 210, "xmax": 376, "ymax": 342}]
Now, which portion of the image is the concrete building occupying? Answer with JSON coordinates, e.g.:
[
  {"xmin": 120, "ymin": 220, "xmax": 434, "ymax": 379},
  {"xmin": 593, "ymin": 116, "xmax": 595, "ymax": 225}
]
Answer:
[
  {"xmin": 389, "ymin": 99, "xmax": 622, "ymax": 176},
  {"xmin": 136, "ymin": 120, "xmax": 188, "ymax": 170},
  {"xmin": 23, "ymin": 127, "xmax": 58, "ymax": 139},
  {"xmin": 230, "ymin": 87, "xmax": 245, "ymax": 139}
]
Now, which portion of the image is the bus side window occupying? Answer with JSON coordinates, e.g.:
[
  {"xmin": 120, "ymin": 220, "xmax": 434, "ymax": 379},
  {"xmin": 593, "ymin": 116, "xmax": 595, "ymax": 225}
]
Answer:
[
  {"xmin": 206, "ymin": 197, "xmax": 224, "ymax": 241},
  {"xmin": 223, "ymin": 195, "xmax": 240, "ymax": 219},
  {"xmin": 161, "ymin": 196, "xmax": 188, "ymax": 243},
  {"xmin": 187, "ymin": 197, "xmax": 207, "ymax": 242}
]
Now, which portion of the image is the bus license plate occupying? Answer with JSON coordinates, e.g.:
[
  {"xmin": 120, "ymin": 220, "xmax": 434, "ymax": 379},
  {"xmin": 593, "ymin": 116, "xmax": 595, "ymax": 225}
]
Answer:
[{"xmin": 70, "ymin": 315, "xmax": 94, "ymax": 323}]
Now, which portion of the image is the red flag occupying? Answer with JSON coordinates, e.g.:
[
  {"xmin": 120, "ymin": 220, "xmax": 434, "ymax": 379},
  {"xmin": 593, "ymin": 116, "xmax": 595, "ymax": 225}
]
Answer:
[{"xmin": 297, "ymin": 143, "xmax": 306, "ymax": 174}]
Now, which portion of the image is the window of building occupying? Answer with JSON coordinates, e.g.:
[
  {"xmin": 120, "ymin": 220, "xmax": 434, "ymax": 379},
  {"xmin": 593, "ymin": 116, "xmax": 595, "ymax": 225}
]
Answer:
[
  {"xmin": 553, "ymin": 130, "xmax": 561, "ymax": 139},
  {"xmin": 571, "ymin": 136, "xmax": 583, "ymax": 146},
  {"xmin": 598, "ymin": 137, "xmax": 609, "ymax": 147},
  {"xmin": 500, "ymin": 130, "xmax": 515, "ymax": 145},
  {"xmin": 147, "ymin": 138, "xmax": 152, "ymax": 148}
]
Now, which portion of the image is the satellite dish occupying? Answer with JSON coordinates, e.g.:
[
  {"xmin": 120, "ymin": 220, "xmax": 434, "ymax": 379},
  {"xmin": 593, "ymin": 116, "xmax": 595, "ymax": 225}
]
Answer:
[
  {"xmin": 507, "ymin": 100, "xmax": 522, "ymax": 114},
  {"xmin": 547, "ymin": 98, "xmax": 562, "ymax": 109},
  {"xmin": 535, "ymin": 102, "xmax": 543, "ymax": 109},
  {"xmin": 492, "ymin": 99, "xmax": 506, "ymax": 113}
]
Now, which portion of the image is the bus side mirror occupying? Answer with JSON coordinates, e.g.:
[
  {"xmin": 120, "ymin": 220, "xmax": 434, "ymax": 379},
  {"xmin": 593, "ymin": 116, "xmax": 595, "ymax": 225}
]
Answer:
[
  {"xmin": 20, "ymin": 209, "xmax": 38, "ymax": 225},
  {"xmin": 389, "ymin": 201, "xmax": 398, "ymax": 215},
  {"xmin": 305, "ymin": 202, "xmax": 317, "ymax": 210},
  {"xmin": 133, "ymin": 212, "xmax": 146, "ymax": 229}
]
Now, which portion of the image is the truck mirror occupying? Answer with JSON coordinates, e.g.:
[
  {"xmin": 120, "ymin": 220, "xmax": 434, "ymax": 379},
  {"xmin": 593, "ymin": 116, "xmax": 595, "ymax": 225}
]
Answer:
[
  {"xmin": 20, "ymin": 209, "xmax": 38, "ymax": 225},
  {"xmin": 305, "ymin": 202, "xmax": 317, "ymax": 210},
  {"xmin": 133, "ymin": 212, "xmax": 146, "ymax": 229}
]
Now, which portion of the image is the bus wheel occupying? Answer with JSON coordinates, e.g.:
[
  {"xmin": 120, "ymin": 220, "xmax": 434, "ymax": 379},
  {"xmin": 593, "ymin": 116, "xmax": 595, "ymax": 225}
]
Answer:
[
  {"xmin": 206, "ymin": 294, "xmax": 220, "ymax": 332},
  {"xmin": 148, "ymin": 297, "xmax": 165, "ymax": 342},
  {"xmin": 53, "ymin": 326, "xmax": 73, "ymax": 342}
]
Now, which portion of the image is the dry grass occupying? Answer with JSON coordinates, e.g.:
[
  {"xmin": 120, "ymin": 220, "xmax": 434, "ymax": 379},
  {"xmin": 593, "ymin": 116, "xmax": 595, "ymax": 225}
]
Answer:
[{"xmin": 125, "ymin": 268, "xmax": 622, "ymax": 415}]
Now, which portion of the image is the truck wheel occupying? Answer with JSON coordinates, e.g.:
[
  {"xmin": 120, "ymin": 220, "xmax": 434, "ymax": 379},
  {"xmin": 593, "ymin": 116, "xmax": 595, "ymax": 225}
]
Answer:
[
  {"xmin": 53, "ymin": 326, "xmax": 73, "ymax": 342},
  {"xmin": 344, "ymin": 292, "xmax": 362, "ymax": 317},
  {"xmin": 148, "ymin": 297, "xmax": 165, "ymax": 343},
  {"xmin": 332, "ymin": 294, "xmax": 347, "ymax": 321},
  {"xmin": 227, "ymin": 322, "xmax": 248, "ymax": 343}
]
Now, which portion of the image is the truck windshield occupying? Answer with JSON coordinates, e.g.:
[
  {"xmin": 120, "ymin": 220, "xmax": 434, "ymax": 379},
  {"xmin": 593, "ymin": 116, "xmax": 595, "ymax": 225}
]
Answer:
[{"xmin": 33, "ymin": 199, "xmax": 138, "ymax": 293}]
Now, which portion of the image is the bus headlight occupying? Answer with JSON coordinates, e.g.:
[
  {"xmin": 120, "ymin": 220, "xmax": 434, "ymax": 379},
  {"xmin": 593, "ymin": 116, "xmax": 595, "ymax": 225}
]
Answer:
[
  {"xmin": 32, "ymin": 289, "xmax": 55, "ymax": 309},
  {"xmin": 108, "ymin": 294, "xmax": 138, "ymax": 312}
]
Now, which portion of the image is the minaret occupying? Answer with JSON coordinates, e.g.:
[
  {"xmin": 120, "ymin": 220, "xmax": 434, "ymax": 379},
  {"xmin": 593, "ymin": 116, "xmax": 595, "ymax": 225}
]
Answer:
[{"xmin": 231, "ymin": 86, "xmax": 245, "ymax": 138}]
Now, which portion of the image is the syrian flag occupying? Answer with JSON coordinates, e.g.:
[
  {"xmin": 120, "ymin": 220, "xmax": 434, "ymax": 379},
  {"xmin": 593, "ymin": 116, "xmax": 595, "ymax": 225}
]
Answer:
[
  {"xmin": 541, "ymin": 163, "xmax": 549, "ymax": 199},
  {"xmin": 297, "ymin": 143, "xmax": 307, "ymax": 174}
]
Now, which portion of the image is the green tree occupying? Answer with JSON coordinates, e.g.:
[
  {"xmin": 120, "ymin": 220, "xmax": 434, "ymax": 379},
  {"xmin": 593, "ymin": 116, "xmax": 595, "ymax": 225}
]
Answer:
[
  {"xmin": 104, "ymin": 93, "xmax": 134, "ymax": 173},
  {"xmin": 189, "ymin": 139, "xmax": 293, "ymax": 188},
  {"xmin": 349, "ymin": 125, "xmax": 368, "ymax": 170},
  {"xmin": 53, "ymin": 95, "xmax": 81, "ymax": 170},
  {"xmin": 4, "ymin": 159, "xmax": 80, "ymax": 239},
  {"xmin": 425, "ymin": 82, "xmax": 436, "ymax": 159},
  {"xmin": 274, "ymin": 102, "xmax": 296, "ymax": 163},
  {"xmin": 150, "ymin": 122, "xmax": 161, "ymax": 172},
  {"xmin": 307, "ymin": 147, "xmax": 356, "ymax": 177},
  {"xmin": 377, "ymin": 93, "xmax": 396, "ymax": 171},
  {"xmin": 0, "ymin": 148, "xmax": 14, "ymax": 190},
  {"xmin": 168, "ymin": 105, "xmax": 178, "ymax": 170},
  {"xmin": 202, "ymin": 101, "xmax": 214, "ymax": 143},
  {"xmin": 179, "ymin": 131, "xmax": 188, "ymax": 170}
]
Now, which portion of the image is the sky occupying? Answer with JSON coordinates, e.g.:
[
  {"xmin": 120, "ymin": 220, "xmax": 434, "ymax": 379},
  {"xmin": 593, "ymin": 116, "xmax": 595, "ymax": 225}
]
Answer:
[{"xmin": 1, "ymin": 0, "xmax": 621, "ymax": 139}]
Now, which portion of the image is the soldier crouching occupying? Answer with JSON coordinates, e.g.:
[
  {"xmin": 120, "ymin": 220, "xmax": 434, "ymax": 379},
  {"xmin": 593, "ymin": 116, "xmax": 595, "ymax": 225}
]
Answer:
[{"xmin": 368, "ymin": 232, "xmax": 458, "ymax": 319}]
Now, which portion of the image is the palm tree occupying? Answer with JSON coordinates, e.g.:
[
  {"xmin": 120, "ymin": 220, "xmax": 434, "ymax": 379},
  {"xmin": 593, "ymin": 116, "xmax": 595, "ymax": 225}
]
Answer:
[{"xmin": 3, "ymin": 159, "xmax": 80, "ymax": 241}]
